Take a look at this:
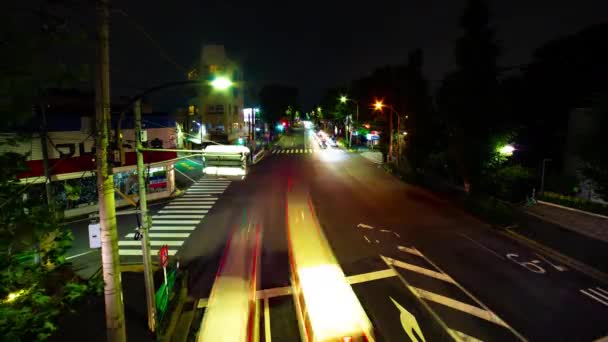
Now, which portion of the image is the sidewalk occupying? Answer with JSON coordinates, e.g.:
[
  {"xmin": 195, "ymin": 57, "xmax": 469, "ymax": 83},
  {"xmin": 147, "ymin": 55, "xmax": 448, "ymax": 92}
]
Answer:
[
  {"xmin": 526, "ymin": 201, "xmax": 608, "ymax": 243},
  {"xmin": 512, "ymin": 202, "xmax": 608, "ymax": 275}
]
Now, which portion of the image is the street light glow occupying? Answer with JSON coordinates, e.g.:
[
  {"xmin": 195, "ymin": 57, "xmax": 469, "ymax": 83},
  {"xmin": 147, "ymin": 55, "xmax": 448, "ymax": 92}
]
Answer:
[
  {"xmin": 499, "ymin": 144, "xmax": 515, "ymax": 156},
  {"xmin": 374, "ymin": 101, "xmax": 384, "ymax": 110},
  {"xmin": 210, "ymin": 76, "xmax": 233, "ymax": 90},
  {"xmin": 340, "ymin": 96, "xmax": 348, "ymax": 103}
]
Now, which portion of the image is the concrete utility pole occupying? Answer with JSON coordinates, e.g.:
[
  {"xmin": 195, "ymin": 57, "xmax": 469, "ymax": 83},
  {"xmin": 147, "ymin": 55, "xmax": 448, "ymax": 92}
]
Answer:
[
  {"xmin": 39, "ymin": 103, "xmax": 53, "ymax": 209},
  {"xmin": 95, "ymin": 0, "xmax": 127, "ymax": 340},
  {"xmin": 134, "ymin": 99, "xmax": 157, "ymax": 332}
]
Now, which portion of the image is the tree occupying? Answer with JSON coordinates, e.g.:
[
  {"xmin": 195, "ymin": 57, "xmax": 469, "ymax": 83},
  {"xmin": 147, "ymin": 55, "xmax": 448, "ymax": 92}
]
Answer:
[
  {"xmin": 0, "ymin": 3, "xmax": 96, "ymax": 340},
  {"xmin": 259, "ymin": 84, "xmax": 299, "ymax": 126},
  {"xmin": 399, "ymin": 49, "xmax": 436, "ymax": 173},
  {"xmin": 578, "ymin": 93, "xmax": 608, "ymax": 200},
  {"xmin": 437, "ymin": 0, "xmax": 502, "ymax": 193}
]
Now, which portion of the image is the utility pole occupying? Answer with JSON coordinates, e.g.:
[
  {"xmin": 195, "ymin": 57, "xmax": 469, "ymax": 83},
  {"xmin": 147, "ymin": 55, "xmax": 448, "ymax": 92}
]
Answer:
[
  {"xmin": 39, "ymin": 103, "xmax": 53, "ymax": 209},
  {"xmin": 95, "ymin": 0, "xmax": 127, "ymax": 340},
  {"xmin": 540, "ymin": 158, "xmax": 552, "ymax": 196},
  {"xmin": 388, "ymin": 109, "xmax": 394, "ymax": 163},
  {"xmin": 134, "ymin": 99, "xmax": 157, "ymax": 332}
]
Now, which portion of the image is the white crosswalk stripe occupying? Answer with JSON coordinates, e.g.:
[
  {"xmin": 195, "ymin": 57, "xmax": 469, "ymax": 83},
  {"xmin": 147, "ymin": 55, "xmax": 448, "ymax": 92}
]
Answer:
[
  {"xmin": 152, "ymin": 215, "xmax": 206, "ymax": 219},
  {"xmin": 270, "ymin": 148, "xmax": 316, "ymax": 155},
  {"xmin": 150, "ymin": 226, "xmax": 196, "ymax": 231},
  {"xmin": 118, "ymin": 179, "xmax": 231, "ymax": 257},
  {"xmin": 158, "ymin": 210, "xmax": 209, "ymax": 214}
]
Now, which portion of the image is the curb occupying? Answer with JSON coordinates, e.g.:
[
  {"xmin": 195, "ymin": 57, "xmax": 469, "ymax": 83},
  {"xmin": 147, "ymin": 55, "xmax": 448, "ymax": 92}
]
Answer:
[
  {"xmin": 501, "ymin": 228, "xmax": 608, "ymax": 284},
  {"xmin": 159, "ymin": 273, "xmax": 189, "ymax": 342}
]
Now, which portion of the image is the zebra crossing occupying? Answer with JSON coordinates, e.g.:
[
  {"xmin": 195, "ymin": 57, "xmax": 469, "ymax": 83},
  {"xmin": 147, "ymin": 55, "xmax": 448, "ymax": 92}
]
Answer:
[
  {"xmin": 117, "ymin": 179, "xmax": 231, "ymax": 257},
  {"xmin": 270, "ymin": 147, "xmax": 345, "ymax": 154}
]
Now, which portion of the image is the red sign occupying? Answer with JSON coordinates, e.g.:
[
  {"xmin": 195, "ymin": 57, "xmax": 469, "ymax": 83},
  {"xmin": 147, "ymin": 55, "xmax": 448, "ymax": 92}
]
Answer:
[{"xmin": 158, "ymin": 245, "xmax": 169, "ymax": 267}]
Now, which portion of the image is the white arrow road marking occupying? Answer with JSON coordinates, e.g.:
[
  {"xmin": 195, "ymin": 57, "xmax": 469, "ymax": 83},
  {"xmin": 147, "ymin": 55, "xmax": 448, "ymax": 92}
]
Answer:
[
  {"xmin": 390, "ymin": 296, "xmax": 426, "ymax": 342},
  {"xmin": 357, "ymin": 223, "xmax": 375, "ymax": 229}
]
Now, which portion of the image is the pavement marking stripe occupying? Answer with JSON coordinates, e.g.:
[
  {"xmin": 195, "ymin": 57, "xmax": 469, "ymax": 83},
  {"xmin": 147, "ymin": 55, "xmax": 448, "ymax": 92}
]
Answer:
[
  {"xmin": 158, "ymin": 210, "xmax": 209, "ymax": 214},
  {"xmin": 449, "ymin": 329, "xmax": 483, "ymax": 342},
  {"xmin": 347, "ymin": 268, "xmax": 398, "ymax": 285},
  {"xmin": 126, "ymin": 232, "xmax": 190, "ymax": 238},
  {"xmin": 178, "ymin": 196, "xmax": 218, "ymax": 199},
  {"xmin": 597, "ymin": 287, "xmax": 608, "ymax": 296},
  {"xmin": 264, "ymin": 297, "xmax": 271, "ymax": 342},
  {"xmin": 151, "ymin": 220, "xmax": 200, "ymax": 224},
  {"xmin": 411, "ymin": 286, "xmax": 509, "ymax": 327},
  {"xmin": 152, "ymin": 215, "xmax": 205, "ymax": 219},
  {"xmin": 119, "ymin": 240, "xmax": 183, "ymax": 246},
  {"xmin": 581, "ymin": 289, "xmax": 608, "ymax": 306},
  {"xmin": 398, "ymin": 245, "xmax": 423, "ymax": 257},
  {"xmin": 589, "ymin": 288, "xmax": 608, "ymax": 301},
  {"xmin": 165, "ymin": 205, "xmax": 212, "ymax": 209},
  {"xmin": 190, "ymin": 185, "xmax": 228, "ymax": 188},
  {"xmin": 384, "ymin": 256, "xmax": 456, "ymax": 284},
  {"xmin": 119, "ymin": 249, "xmax": 177, "ymax": 256},
  {"xmin": 150, "ymin": 226, "xmax": 196, "ymax": 231}
]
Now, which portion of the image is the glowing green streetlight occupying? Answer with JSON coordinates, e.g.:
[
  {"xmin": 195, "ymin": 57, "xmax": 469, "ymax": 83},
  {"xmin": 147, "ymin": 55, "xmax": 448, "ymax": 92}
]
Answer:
[
  {"xmin": 210, "ymin": 76, "xmax": 233, "ymax": 90},
  {"xmin": 340, "ymin": 95, "xmax": 348, "ymax": 103},
  {"xmin": 498, "ymin": 144, "xmax": 515, "ymax": 156}
]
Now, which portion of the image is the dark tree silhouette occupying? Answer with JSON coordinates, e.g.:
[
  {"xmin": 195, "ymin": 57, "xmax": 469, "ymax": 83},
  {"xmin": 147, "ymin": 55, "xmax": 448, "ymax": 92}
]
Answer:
[{"xmin": 437, "ymin": 0, "xmax": 502, "ymax": 193}]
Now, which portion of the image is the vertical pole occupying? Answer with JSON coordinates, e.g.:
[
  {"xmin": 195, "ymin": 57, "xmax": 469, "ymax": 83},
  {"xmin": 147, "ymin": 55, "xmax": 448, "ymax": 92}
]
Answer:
[
  {"xmin": 388, "ymin": 108, "xmax": 394, "ymax": 162},
  {"xmin": 540, "ymin": 158, "xmax": 551, "ymax": 197},
  {"xmin": 95, "ymin": 0, "xmax": 127, "ymax": 340},
  {"xmin": 134, "ymin": 99, "xmax": 157, "ymax": 332},
  {"xmin": 39, "ymin": 104, "xmax": 53, "ymax": 209}
]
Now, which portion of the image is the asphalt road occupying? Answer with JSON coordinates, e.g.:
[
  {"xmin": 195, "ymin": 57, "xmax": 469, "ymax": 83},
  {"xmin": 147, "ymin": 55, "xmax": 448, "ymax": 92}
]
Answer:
[{"xmin": 66, "ymin": 127, "xmax": 608, "ymax": 341}]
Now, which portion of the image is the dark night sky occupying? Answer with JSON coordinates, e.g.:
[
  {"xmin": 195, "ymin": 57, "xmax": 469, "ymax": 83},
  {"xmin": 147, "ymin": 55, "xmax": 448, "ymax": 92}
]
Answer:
[{"xmin": 108, "ymin": 0, "xmax": 607, "ymax": 110}]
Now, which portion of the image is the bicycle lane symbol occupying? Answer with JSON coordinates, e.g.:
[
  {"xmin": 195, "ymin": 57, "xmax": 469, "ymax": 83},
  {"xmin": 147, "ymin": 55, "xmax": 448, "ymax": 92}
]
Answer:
[{"xmin": 506, "ymin": 252, "xmax": 567, "ymax": 274}]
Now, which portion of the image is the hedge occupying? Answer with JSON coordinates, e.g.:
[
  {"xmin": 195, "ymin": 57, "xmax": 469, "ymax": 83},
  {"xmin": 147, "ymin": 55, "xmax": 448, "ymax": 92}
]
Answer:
[{"xmin": 540, "ymin": 192, "xmax": 608, "ymax": 216}]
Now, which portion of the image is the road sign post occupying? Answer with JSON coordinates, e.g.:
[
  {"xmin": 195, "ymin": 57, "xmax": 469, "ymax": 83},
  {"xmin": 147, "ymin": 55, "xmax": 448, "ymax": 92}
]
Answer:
[{"xmin": 159, "ymin": 245, "xmax": 169, "ymax": 291}]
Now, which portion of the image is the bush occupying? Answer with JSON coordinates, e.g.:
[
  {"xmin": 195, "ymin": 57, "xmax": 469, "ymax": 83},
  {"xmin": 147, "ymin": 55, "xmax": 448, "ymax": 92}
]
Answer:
[
  {"xmin": 463, "ymin": 195, "xmax": 514, "ymax": 226},
  {"xmin": 540, "ymin": 191, "xmax": 608, "ymax": 216}
]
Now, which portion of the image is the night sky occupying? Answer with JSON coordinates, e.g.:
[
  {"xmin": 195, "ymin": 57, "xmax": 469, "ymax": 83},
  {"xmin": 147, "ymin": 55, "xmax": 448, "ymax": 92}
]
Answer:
[{"xmin": 109, "ymin": 0, "xmax": 607, "ymax": 110}]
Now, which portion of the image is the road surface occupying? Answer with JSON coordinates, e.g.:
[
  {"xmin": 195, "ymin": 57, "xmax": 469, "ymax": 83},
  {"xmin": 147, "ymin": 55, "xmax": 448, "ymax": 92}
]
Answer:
[{"xmin": 66, "ymin": 127, "xmax": 608, "ymax": 341}]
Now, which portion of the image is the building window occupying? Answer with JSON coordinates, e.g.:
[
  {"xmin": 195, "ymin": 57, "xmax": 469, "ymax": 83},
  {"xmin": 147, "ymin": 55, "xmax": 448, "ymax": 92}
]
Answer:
[{"xmin": 208, "ymin": 105, "xmax": 224, "ymax": 114}]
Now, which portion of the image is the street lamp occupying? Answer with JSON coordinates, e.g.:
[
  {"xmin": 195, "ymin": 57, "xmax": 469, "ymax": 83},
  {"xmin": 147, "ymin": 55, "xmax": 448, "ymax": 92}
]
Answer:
[
  {"xmin": 340, "ymin": 95, "xmax": 360, "ymax": 148},
  {"xmin": 210, "ymin": 76, "xmax": 233, "ymax": 90},
  {"xmin": 373, "ymin": 100, "xmax": 404, "ymax": 163}
]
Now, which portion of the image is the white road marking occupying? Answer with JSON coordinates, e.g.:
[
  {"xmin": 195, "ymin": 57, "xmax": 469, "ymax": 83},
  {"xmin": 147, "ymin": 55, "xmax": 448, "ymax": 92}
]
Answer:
[
  {"xmin": 383, "ymin": 256, "xmax": 456, "ymax": 284},
  {"xmin": 398, "ymin": 246, "xmax": 422, "ymax": 257},
  {"xmin": 363, "ymin": 235, "xmax": 371, "ymax": 243},
  {"xmin": 65, "ymin": 250, "xmax": 96, "ymax": 260},
  {"xmin": 170, "ymin": 200, "xmax": 216, "ymax": 204},
  {"xmin": 460, "ymin": 234, "xmax": 506, "ymax": 261},
  {"xmin": 119, "ymin": 240, "xmax": 183, "ymax": 246},
  {"xmin": 449, "ymin": 329, "xmax": 483, "ymax": 342},
  {"xmin": 581, "ymin": 288, "xmax": 608, "ymax": 306},
  {"xmin": 152, "ymin": 215, "xmax": 205, "ymax": 219},
  {"xmin": 347, "ymin": 268, "xmax": 397, "ymax": 285},
  {"xmin": 126, "ymin": 232, "xmax": 190, "ymax": 238},
  {"xmin": 357, "ymin": 223, "xmax": 374, "ymax": 229},
  {"xmin": 412, "ymin": 287, "xmax": 509, "ymax": 327},
  {"xmin": 164, "ymin": 205, "xmax": 212, "ymax": 209},
  {"xmin": 391, "ymin": 296, "xmax": 427, "ymax": 342},
  {"xmin": 264, "ymin": 297, "xmax": 271, "ymax": 342},
  {"xmin": 597, "ymin": 287, "xmax": 608, "ymax": 296},
  {"xmin": 151, "ymin": 220, "xmax": 200, "ymax": 224},
  {"xmin": 119, "ymin": 249, "xmax": 177, "ymax": 256},
  {"xmin": 150, "ymin": 226, "xmax": 196, "ymax": 231},
  {"xmin": 158, "ymin": 210, "xmax": 208, "ymax": 214},
  {"xmin": 187, "ymin": 190, "xmax": 224, "ymax": 193},
  {"xmin": 179, "ymin": 196, "xmax": 218, "ymax": 199}
]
